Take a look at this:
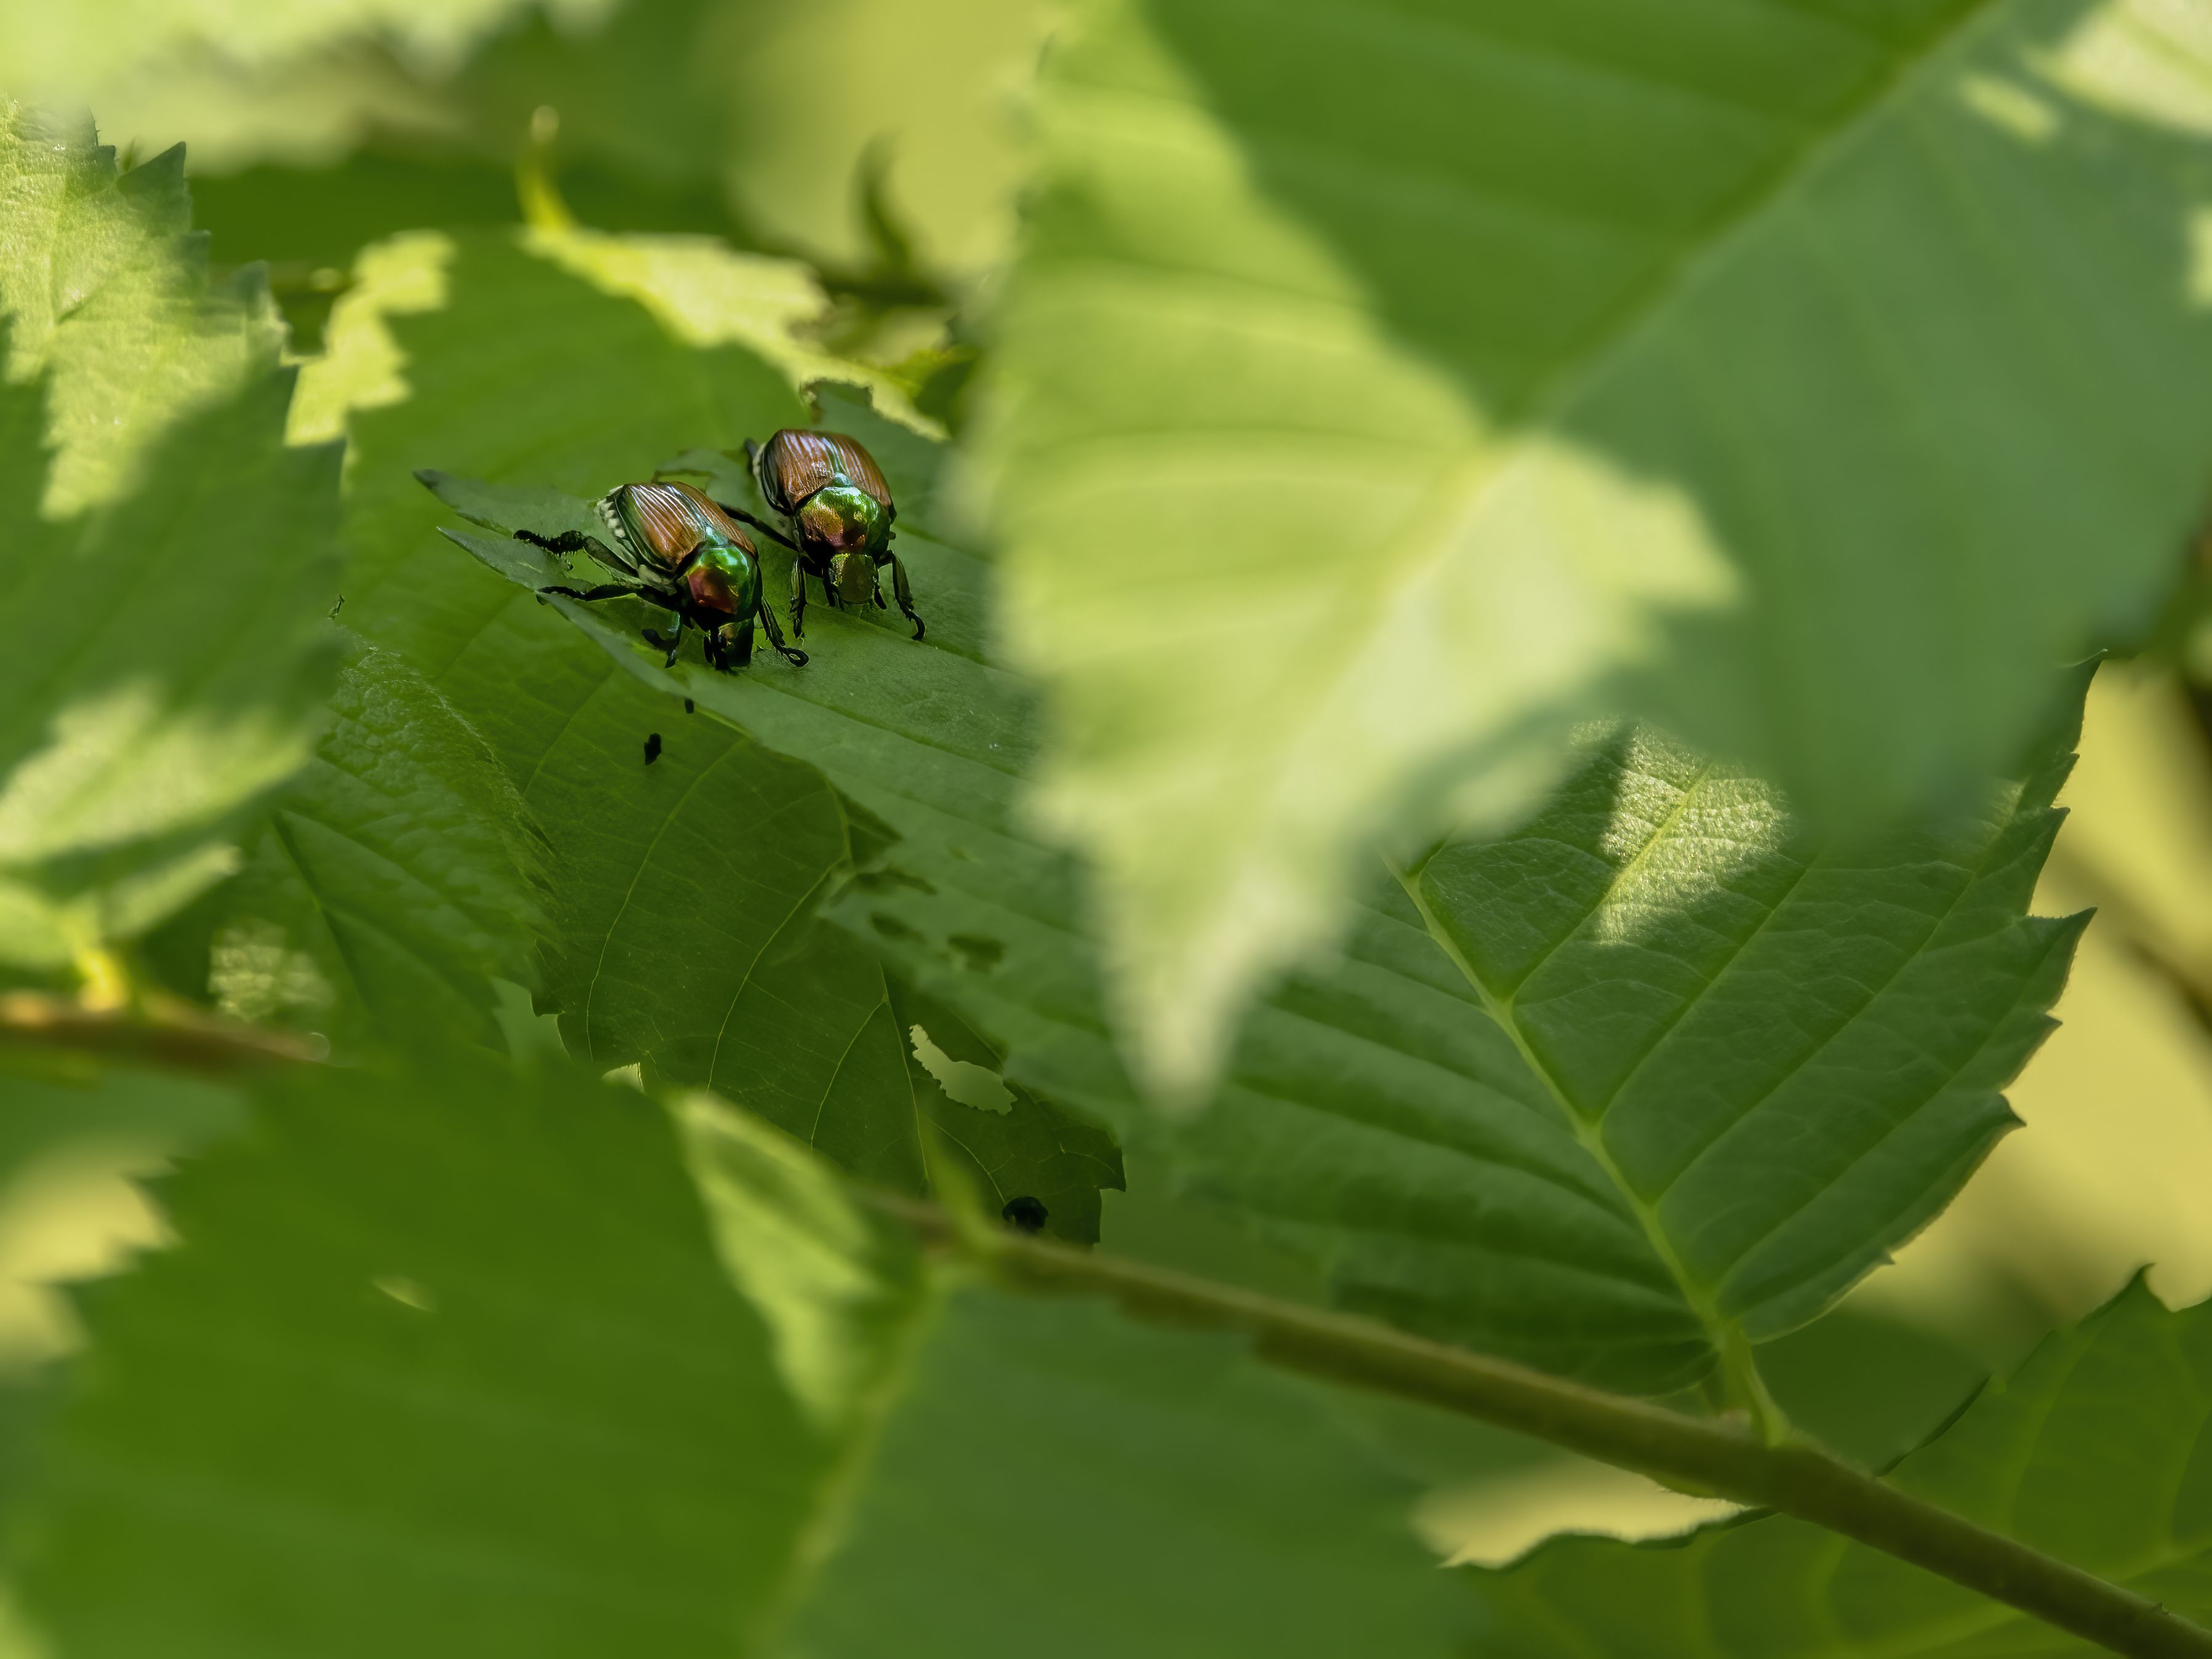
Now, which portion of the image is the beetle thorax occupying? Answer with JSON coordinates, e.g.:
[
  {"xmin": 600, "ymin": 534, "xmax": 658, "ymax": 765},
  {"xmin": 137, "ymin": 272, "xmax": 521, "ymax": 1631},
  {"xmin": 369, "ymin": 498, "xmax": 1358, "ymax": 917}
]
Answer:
[{"xmin": 798, "ymin": 481, "xmax": 889, "ymax": 558}]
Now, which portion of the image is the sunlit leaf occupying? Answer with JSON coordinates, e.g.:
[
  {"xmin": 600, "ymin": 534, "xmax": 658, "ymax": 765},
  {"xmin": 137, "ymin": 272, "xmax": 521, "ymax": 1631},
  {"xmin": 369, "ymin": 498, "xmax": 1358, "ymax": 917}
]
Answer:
[
  {"xmin": 0, "ymin": 368, "xmax": 338, "ymax": 971},
  {"xmin": 0, "ymin": 105, "xmax": 283, "ymax": 515},
  {"xmin": 974, "ymin": 0, "xmax": 2212, "ymax": 1092}
]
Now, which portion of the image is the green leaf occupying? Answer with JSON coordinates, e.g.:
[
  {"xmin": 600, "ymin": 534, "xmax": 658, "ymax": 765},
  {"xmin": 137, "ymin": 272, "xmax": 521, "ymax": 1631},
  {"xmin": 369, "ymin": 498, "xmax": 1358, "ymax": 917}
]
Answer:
[
  {"xmin": 0, "ymin": 110, "xmax": 337, "ymax": 973},
  {"xmin": 15, "ymin": 1054, "xmax": 829, "ymax": 1659},
  {"xmin": 205, "ymin": 643, "xmax": 553, "ymax": 1049},
  {"xmin": 775, "ymin": 1287, "xmax": 1477, "ymax": 1659},
  {"xmin": 0, "ymin": 106, "xmax": 283, "ymax": 516},
  {"xmin": 1011, "ymin": 699, "xmax": 2064, "ymax": 1396},
  {"xmin": 0, "ymin": 366, "xmax": 339, "ymax": 971},
  {"xmin": 891, "ymin": 976, "xmax": 1124, "ymax": 1245},
  {"xmin": 1480, "ymin": 1277, "xmax": 2212, "ymax": 1655},
  {"xmin": 313, "ymin": 233, "xmax": 1117, "ymax": 1224},
  {"xmin": 671, "ymin": 1091, "xmax": 922, "ymax": 1434},
  {"xmin": 14, "ymin": 1064, "xmax": 1466, "ymax": 1657},
  {"xmin": 521, "ymin": 227, "xmax": 940, "ymax": 436},
  {"xmin": 1397, "ymin": 717, "xmax": 2080, "ymax": 1351},
  {"xmin": 537, "ymin": 701, "xmax": 930, "ymax": 1188},
  {"xmin": 974, "ymin": 0, "xmax": 2212, "ymax": 1093},
  {"xmin": 425, "ymin": 401, "xmax": 2078, "ymax": 1391}
]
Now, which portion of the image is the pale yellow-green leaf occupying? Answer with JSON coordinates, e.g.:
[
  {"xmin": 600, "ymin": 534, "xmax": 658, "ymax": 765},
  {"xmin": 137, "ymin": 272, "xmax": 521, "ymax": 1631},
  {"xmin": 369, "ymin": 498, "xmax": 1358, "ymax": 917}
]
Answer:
[
  {"xmin": 286, "ymin": 230, "xmax": 453, "ymax": 448},
  {"xmin": 523, "ymin": 225, "xmax": 942, "ymax": 435},
  {"xmin": 671, "ymin": 1092, "xmax": 915, "ymax": 1434},
  {"xmin": 0, "ymin": 104, "xmax": 283, "ymax": 513},
  {"xmin": 980, "ymin": 0, "xmax": 2212, "ymax": 1096}
]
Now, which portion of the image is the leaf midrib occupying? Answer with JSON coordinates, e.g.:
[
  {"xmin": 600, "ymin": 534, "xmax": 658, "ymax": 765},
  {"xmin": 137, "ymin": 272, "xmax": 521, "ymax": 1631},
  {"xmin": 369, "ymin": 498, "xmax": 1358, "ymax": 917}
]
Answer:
[{"xmin": 1388, "ymin": 856, "xmax": 1735, "ymax": 1379}]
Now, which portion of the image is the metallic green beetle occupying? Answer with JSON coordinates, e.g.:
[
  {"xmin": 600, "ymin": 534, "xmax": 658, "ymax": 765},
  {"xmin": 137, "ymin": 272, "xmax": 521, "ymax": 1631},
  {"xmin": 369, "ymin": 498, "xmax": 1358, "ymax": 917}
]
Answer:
[
  {"xmin": 515, "ymin": 480, "xmax": 806, "ymax": 670},
  {"xmin": 724, "ymin": 428, "xmax": 924, "ymax": 641}
]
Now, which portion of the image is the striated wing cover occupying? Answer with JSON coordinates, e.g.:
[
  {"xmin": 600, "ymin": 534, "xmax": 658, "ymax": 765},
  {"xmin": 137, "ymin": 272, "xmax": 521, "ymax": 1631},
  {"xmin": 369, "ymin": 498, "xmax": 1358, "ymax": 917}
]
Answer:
[
  {"xmin": 753, "ymin": 429, "xmax": 892, "ymax": 515},
  {"xmin": 611, "ymin": 480, "xmax": 755, "ymax": 569}
]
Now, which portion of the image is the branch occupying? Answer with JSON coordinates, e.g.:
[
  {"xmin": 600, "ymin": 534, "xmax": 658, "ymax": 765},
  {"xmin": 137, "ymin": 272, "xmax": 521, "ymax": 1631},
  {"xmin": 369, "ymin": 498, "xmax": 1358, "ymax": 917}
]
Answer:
[
  {"xmin": 0, "ymin": 992, "xmax": 326, "ymax": 1074},
  {"xmin": 866, "ymin": 1189, "xmax": 2212, "ymax": 1659},
  {"xmin": 12, "ymin": 995, "xmax": 2198, "ymax": 1657}
]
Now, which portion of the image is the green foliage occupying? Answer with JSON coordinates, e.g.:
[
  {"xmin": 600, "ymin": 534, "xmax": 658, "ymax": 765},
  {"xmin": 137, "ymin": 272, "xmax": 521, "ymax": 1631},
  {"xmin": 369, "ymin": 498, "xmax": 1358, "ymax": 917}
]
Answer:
[
  {"xmin": 1484, "ymin": 1277, "xmax": 2212, "ymax": 1655},
  {"xmin": 291, "ymin": 228, "xmax": 1122, "ymax": 1230},
  {"xmin": 0, "ymin": 106, "xmax": 284, "ymax": 515},
  {"xmin": 204, "ymin": 642, "xmax": 552, "ymax": 1047},
  {"xmin": 780, "ymin": 1287, "xmax": 1477, "ymax": 1659},
  {"xmin": 426, "ymin": 409, "xmax": 2083, "ymax": 1400},
  {"xmin": 1077, "ymin": 703, "xmax": 2080, "ymax": 1392},
  {"xmin": 977, "ymin": 0, "xmax": 2212, "ymax": 1093},
  {"xmin": 12, "ymin": 1058, "xmax": 1465, "ymax": 1657},
  {"xmin": 3, "ymin": 12, "xmax": 2211, "ymax": 1651},
  {"xmin": 15, "ymin": 1056, "xmax": 827, "ymax": 1659},
  {"xmin": 0, "ymin": 372, "xmax": 337, "ymax": 974}
]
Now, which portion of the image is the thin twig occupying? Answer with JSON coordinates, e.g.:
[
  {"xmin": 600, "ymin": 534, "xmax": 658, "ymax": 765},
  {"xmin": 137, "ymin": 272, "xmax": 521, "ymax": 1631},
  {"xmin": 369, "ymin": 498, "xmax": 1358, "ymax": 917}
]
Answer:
[
  {"xmin": 0, "ymin": 992, "xmax": 326, "ymax": 1074},
  {"xmin": 863, "ymin": 1189, "xmax": 2212, "ymax": 1659}
]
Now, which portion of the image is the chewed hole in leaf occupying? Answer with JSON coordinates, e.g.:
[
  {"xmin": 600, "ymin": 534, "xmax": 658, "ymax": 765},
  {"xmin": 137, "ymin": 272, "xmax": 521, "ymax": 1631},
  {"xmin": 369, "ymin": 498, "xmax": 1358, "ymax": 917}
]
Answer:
[
  {"xmin": 371, "ymin": 1275, "xmax": 436, "ymax": 1314},
  {"xmin": 909, "ymin": 1025, "xmax": 1012, "ymax": 1116},
  {"xmin": 947, "ymin": 933, "xmax": 1003, "ymax": 973},
  {"xmin": 211, "ymin": 919, "xmax": 335, "ymax": 1023}
]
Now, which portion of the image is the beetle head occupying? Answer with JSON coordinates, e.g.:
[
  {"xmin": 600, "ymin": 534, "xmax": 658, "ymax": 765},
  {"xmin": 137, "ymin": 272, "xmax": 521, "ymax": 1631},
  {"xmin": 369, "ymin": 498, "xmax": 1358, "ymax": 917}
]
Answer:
[{"xmin": 828, "ymin": 550, "xmax": 878, "ymax": 606}]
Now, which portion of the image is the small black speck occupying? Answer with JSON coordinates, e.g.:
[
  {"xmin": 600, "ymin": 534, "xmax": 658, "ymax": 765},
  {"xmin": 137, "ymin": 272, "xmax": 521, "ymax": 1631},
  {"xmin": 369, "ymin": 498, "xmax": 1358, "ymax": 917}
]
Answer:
[
  {"xmin": 684, "ymin": 698, "xmax": 695, "ymax": 713},
  {"xmin": 644, "ymin": 733, "xmax": 663, "ymax": 765},
  {"xmin": 1002, "ymin": 1195, "xmax": 1048, "ymax": 1233}
]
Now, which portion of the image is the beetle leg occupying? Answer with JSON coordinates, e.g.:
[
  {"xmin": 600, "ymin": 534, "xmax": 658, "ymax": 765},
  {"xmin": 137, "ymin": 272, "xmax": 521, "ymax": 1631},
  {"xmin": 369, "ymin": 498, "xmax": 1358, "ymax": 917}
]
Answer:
[
  {"xmin": 718, "ymin": 505, "xmax": 800, "ymax": 551},
  {"xmin": 758, "ymin": 598, "xmax": 808, "ymax": 667},
  {"xmin": 519, "ymin": 528, "xmax": 643, "ymax": 584},
  {"xmin": 887, "ymin": 550, "xmax": 925, "ymax": 641},
  {"xmin": 516, "ymin": 528, "xmax": 588, "ymax": 556},
  {"xmin": 789, "ymin": 554, "xmax": 807, "ymax": 638},
  {"xmin": 649, "ymin": 611, "xmax": 686, "ymax": 668},
  {"xmin": 726, "ymin": 618, "xmax": 756, "ymax": 670}
]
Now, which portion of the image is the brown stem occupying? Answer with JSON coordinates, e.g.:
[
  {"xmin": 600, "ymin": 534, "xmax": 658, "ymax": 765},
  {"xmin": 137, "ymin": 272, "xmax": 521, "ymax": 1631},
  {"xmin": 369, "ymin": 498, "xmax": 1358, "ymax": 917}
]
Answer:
[
  {"xmin": 865, "ymin": 1189, "xmax": 2212, "ymax": 1659},
  {"xmin": 0, "ymin": 992, "xmax": 326, "ymax": 1075}
]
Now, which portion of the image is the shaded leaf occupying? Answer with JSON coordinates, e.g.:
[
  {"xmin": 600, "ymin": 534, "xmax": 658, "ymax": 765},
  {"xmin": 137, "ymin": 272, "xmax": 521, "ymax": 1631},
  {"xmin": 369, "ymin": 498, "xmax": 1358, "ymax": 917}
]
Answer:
[
  {"xmin": 15, "ymin": 1054, "xmax": 827, "ymax": 1659},
  {"xmin": 892, "ymin": 975, "xmax": 1123, "ymax": 1246},
  {"xmin": 776, "ymin": 1287, "xmax": 1477, "ymax": 1659},
  {"xmin": 13, "ymin": 1061, "xmax": 1464, "ymax": 1658},
  {"xmin": 427, "ymin": 406, "xmax": 2080, "ymax": 1392},
  {"xmin": 321, "ymin": 234, "xmax": 1118, "ymax": 1222},
  {"xmin": 207, "ymin": 643, "xmax": 553, "ymax": 1049}
]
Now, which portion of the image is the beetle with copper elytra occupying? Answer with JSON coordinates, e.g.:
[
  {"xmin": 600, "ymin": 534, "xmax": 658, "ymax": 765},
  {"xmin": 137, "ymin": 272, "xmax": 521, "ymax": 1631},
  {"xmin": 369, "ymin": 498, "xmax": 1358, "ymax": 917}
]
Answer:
[
  {"xmin": 721, "ymin": 428, "xmax": 924, "ymax": 641},
  {"xmin": 513, "ymin": 481, "xmax": 806, "ymax": 671}
]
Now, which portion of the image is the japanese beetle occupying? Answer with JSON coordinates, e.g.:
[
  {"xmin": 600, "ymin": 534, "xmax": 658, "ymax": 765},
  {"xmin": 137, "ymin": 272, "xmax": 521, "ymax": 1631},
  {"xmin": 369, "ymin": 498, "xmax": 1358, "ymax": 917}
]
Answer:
[
  {"xmin": 516, "ymin": 480, "xmax": 806, "ymax": 671},
  {"xmin": 727, "ymin": 429, "xmax": 924, "ymax": 641}
]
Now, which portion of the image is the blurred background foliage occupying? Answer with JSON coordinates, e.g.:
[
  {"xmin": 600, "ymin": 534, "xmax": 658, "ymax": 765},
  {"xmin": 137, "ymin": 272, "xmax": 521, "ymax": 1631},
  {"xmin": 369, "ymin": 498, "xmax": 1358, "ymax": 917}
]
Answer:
[
  {"xmin": 5, "ymin": 0, "xmax": 2212, "ymax": 1600},
  {"xmin": 5, "ymin": 0, "xmax": 1049, "ymax": 367}
]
